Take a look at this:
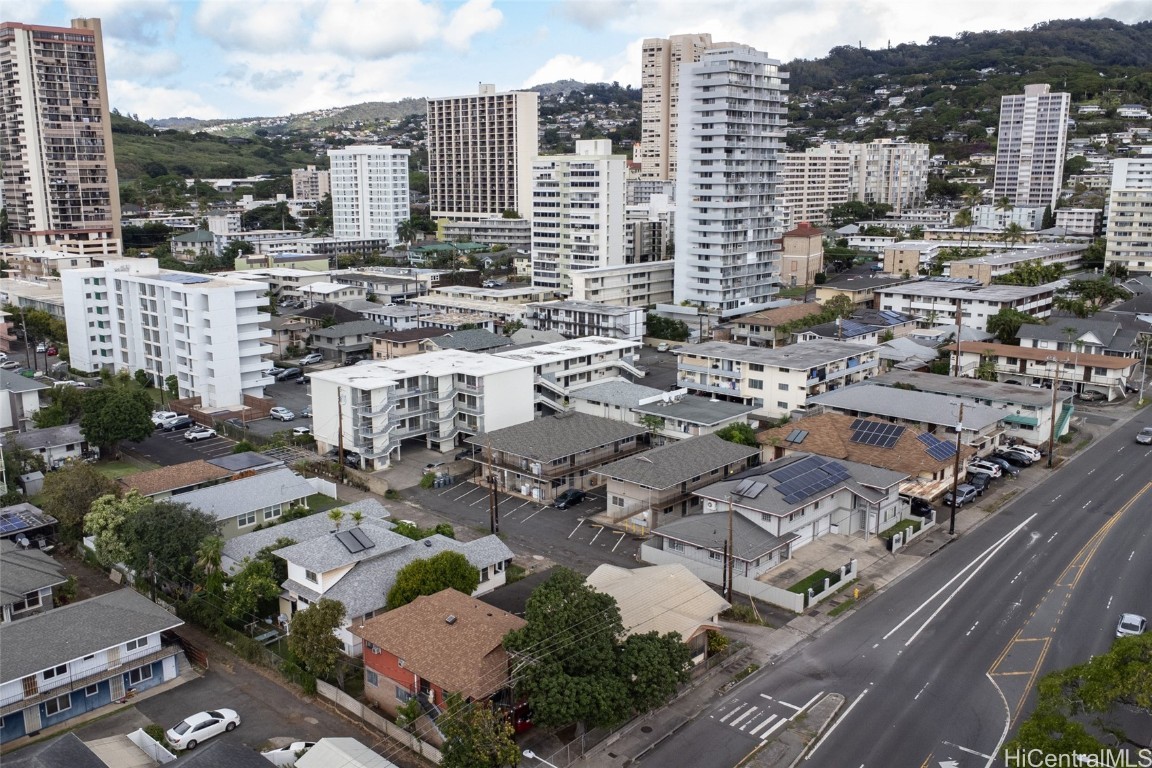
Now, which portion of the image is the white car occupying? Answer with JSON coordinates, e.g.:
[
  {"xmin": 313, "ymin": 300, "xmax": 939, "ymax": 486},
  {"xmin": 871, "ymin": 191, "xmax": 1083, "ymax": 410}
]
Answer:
[
  {"xmin": 35, "ymin": 342, "xmax": 47, "ymax": 353},
  {"xmin": 1136, "ymin": 427, "xmax": 1152, "ymax": 445},
  {"xmin": 269, "ymin": 407, "xmax": 295, "ymax": 422},
  {"xmin": 151, "ymin": 411, "xmax": 178, "ymax": 427},
  {"xmin": 1003, "ymin": 445, "xmax": 1042, "ymax": 462},
  {"xmin": 967, "ymin": 460, "xmax": 1003, "ymax": 479},
  {"xmin": 0, "ymin": 352, "xmax": 6, "ymax": 362},
  {"xmin": 0, "ymin": 360, "xmax": 20, "ymax": 370},
  {"xmin": 166, "ymin": 708, "xmax": 240, "ymax": 750},
  {"xmin": 184, "ymin": 426, "xmax": 218, "ymax": 442},
  {"xmin": 656, "ymin": 342, "xmax": 670, "ymax": 352},
  {"xmin": 298, "ymin": 352, "xmax": 323, "ymax": 366},
  {"xmin": 262, "ymin": 741, "xmax": 315, "ymax": 759},
  {"xmin": 292, "ymin": 426, "xmax": 311, "ymax": 436},
  {"xmin": 1116, "ymin": 613, "xmax": 1147, "ymax": 638}
]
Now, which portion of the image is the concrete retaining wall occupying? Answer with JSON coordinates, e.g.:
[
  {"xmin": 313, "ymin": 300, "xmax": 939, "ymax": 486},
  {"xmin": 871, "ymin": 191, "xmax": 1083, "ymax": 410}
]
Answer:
[{"xmin": 315, "ymin": 680, "xmax": 441, "ymax": 763}]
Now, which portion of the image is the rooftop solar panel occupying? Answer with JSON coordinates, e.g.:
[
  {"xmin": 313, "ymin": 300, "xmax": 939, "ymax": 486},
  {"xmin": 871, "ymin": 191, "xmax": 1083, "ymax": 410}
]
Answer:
[{"xmin": 916, "ymin": 432, "xmax": 957, "ymax": 461}]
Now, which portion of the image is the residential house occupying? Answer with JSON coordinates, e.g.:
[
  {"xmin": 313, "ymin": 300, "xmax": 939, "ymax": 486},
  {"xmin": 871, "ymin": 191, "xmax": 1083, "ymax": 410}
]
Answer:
[
  {"xmin": 640, "ymin": 454, "xmax": 907, "ymax": 590},
  {"xmin": 276, "ymin": 524, "xmax": 514, "ymax": 656},
  {"xmin": 876, "ymin": 336, "xmax": 942, "ymax": 372},
  {"xmin": 307, "ymin": 320, "xmax": 387, "ymax": 363},
  {"xmin": 569, "ymin": 379, "xmax": 758, "ymax": 441},
  {"xmin": 289, "ymin": 303, "xmax": 362, "ymax": 329},
  {"xmin": 585, "ymin": 564, "xmax": 729, "ymax": 664},
  {"xmin": 794, "ymin": 319, "xmax": 884, "ymax": 345},
  {"xmin": 869, "ymin": 370, "xmax": 1072, "ymax": 447},
  {"xmin": 675, "ymin": 340, "xmax": 880, "ymax": 417},
  {"xmin": 593, "ymin": 434, "xmax": 760, "ymax": 529},
  {"xmin": 261, "ymin": 316, "xmax": 312, "ymax": 360},
  {"xmin": 423, "ymin": 329, "xmax": 514, "ymax": 354},
  {"xmin": 298, "ymin": 282, "xmax": 367, "ymax": 306},
  {"xmin": 759, "ymin": 412, "xmax": 975, "ymax": 503},
  {"xmin": 467, "ymin": 412, "xmax": 648, "ymax": 502},
  {"xmin": 0, "ymin": 589, "xmax": 185, "ymax": 744},
  {"xmin": 0, "ymin": 503, "xmax": 57, "ymax": 550},
  {"xmin": 807, "ymin": 383, "xmax": 1005, "ymax": 454},
  {"xmin": 1, "ymin": 371, "xmax": 49, "ymax": 432},
  {"xmin": 6, "ymin": 424, "xmax": 94, "ymax": 470},
  {"xmin": 117, "ymin": 460, "xmax": 233, "ymax": 500},
  {"xmin": 1016, "ymin": 318, "xmax": 1140, "ymax": 361},
  {"xmin": 728, "ymin": 303, "xmax": 824, "ymax": 348},
  {"xmin": 947, "ymin": 340, "xmax": 1140, "ymax": 402},
  {"xmin": 370, "ymin": 328, "xmax": 452, "ymax": 360},
  {"xmin": 350, "ymin": 588, "xmax": 525, "ymax": 719},
  {"xmin": 0, "ymin": 540, "xmax": 67, "ymax": 623},
  {"xmin": 172, "ymin": 467, "xmax": 317, "ymax": 540}
]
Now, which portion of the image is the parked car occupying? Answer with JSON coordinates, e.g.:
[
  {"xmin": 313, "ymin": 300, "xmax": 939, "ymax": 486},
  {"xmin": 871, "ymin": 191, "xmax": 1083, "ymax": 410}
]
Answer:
[
  {"xmin": 968, "ymin": 472, "xmax": 993, "ymax": 496},
  {"xmin": 269, "ymin": 407, "xmax": 295, "ymax": 422},
  {"xmin": 262, "ymin": 367, "xmax": 281, "ymax": 378},
  {"xmin": 151, "ymin": 410, "xmax": 178, "ymax": 427},
  {"xmin": 162, "ymin": 415, "xmax": 196, "ymax": 432},
  {"xmin": 908, "ymin": 497, "xmax": 934, "ymax": 517},
  {"xmin": 984, "ymin": 456, "xmax": 1021, "ymax": 478},
  {"xmin": 1002, "ymin": 445, "xmax": 1042, "ymax": 462},
  {"xmin": 943, "ymin": 484, "xmax": 978, "ymax": 507},
  {"xmin": 184, "ymin": 426, "xmax": 218, "ymax": 442},
  {"xmin": 1136, "ymin": 427, "xmax": 1152, "ymax": 445},
  {"xmin": 1077, "ymin": 389, "xmax": 1107, "ymax": 402},
  {"xmin": 967, "ymin": 459, "xmax": 1003, "ymax": 479},
  {"xmin": 1116, "ymin": 613, "xmax": 1147, "ymax": 638},
  {"xmin": 656, "ymin": 342, "xmax": 670, "ymax": 353},
  {"xmin": 166, "ymin": 709, "xmax": 240, "ymax": 751},
  {"xmin": 262, "ymin": 742, "xmax": 315, "ymax": 758},
  {"xmin": 300, "ymin": 405, "xmax": 312, "ymax": 418},
  {"xmin": 298, "ymin": 352, "xmax": 323, "ymax": 366},
  {"xmin": 455, "ymin": 445, "xmax": 481, "ymax": 461},
  {"xmin": 552, "ymin": 489, "xmax": 587, "ymax": 509},
  {"xmin": 0, "ymin": 360, "xmax": 21, "ymax": 370},
  {"xmin": 1004, "ymin": 379, "xmax": 1023, "ymax": 386},
  {"xmin": 424, "ymin": 461, "xmax": 446, "ymax": 473},
  {"xmin": 291, "ymin": 426, "xmax": 311, "ymax": 436},
  {"xmin": 35, "ymin": 342, "xmax": 47, "ymax": 353},
  {"xmin": 0, "ymin": 352, "xmax": 7, "ymax": 362},
  {"xmin": 482, "ymin": 280, "xmax": 502, "ymax": 288},
  {"xmin": 344, "ymin": 354, "xmax": 366, "ymax": 365},
  {"xmin": 46, "ymin": 346, "xmax": 57, "ymax": 356},
  {"xmin": 275, "ymin": 367, "xmax": 302, "ymax": 381},
  {"xmin": 994, "ymin": 449, "xmax": 1034, "ymax": 467}
]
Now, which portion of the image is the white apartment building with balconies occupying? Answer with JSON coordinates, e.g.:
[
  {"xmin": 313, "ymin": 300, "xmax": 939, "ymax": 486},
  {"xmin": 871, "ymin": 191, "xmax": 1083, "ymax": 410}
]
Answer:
[
  {"xmin": 531, "ymin": 140, "xmax": 626, "ymax": 293},
  {"xmin": 329, "ymin": 146, "xmax": 410, "ymax": 246},
  {"xmin": 306, "ymin": 350, "xmax": 535, "ymax": 468},
  {"xmin": 61, "ymin": 259, "xmax": 271, "ymax": 407},
  {"xmin": 427, "ymin": 84, "xmax": 538, "ymax": 222},
  {"xmin": 675, "ymin": 340, "xmax": 880, "ymax": 417},
  {"xmin": 673, "ymin": 44, "xmax": 789, "ymax": 317},
  {"xmin": 569, "ymin": 261, "xmax": 675, "ymax": 307},
  {"xmin": 495, "ymin": 336, "xmax": 644, "ymax": 414},
  {"xmin": 993, "ymin": 84, "xmax": 1071, "ymax": 209},
  {"xmin": 874, "ymin": 279, "xmax": 1059, "ymax": 331},
  {"xmin": 525, "ymin": 300, "xmax": 646, "ymax": 341},
  {"xmin": 1104, "ymin": 148, "xmax": 1152, "ymax": 275}
]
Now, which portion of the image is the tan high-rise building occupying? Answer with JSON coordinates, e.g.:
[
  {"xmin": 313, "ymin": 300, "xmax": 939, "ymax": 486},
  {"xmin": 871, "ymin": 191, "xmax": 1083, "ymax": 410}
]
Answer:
[
  {"xmin": 291, "ymin": 165, "xmax": 330, "ymax": 200},
  {"xmin": 426, "ymin": 84, "xmax": 538, "ymax": 222},
  {"xmin": 639, "ymin": 33, "xmax": 712, "ymax": 180},
  {"xmin": 0, "ymin": 18, "xmax": 121, "ymax": 251}
]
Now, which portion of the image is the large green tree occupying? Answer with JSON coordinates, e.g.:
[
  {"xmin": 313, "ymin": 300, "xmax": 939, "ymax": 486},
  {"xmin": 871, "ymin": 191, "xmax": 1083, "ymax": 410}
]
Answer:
[
  {"xmin": 226, "ymin": 557, "xmax": 281, "ymax": 622},
  {"xmin": 38, "ymin": 462, "xmax": 119, "ymax": 543},
  {"xmin": 288, "ymin": 598, "xmax": 345, "ymax": 679},
  {"xmin": 78, "ymin": 373, "xmax": 155, "ymax": 456},
  {"xmin": 386, "ymin": 552, "xmax": 480, "ymax": 610},
  {"xmin": 120, "ymin": 500, "xmax": 216, "ymax": 588},
  {"xmin": 1054, "ymin": 279, "xmax": 1130, "ymax": 317},
  {"xmin": 85, "ymin": 492, "xmax": 149, "ymax": 567},
  {"xmin": 439, "ymin": 695, "xmax": 521, "ymax": 768},
  {"xmin": 986, "ymin": 307, "xmax": 1041, "ymax": 344},
  {"xmin": 618, "ymin": 631, "xmax": 692, "ymax": 714},
  {"xmin": 503, "ymin": 567, "xmax": 629, "ymax": 731},
  {"xmin": 715, "ymin": 423, "xmax": 758, "ymax": 447}
]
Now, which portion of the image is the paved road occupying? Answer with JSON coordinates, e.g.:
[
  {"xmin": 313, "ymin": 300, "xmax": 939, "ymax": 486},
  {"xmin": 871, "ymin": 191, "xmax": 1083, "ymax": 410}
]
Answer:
[{"xmin": 643, "ymin": 411, "xmax": 1152, "ymax": 768}]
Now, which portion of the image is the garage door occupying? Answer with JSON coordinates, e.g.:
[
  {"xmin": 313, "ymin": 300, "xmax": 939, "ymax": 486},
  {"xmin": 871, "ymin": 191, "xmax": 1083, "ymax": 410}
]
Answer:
[
  {"xmin": 815, "ymin": 515, "xmax": 830, "ymax": 538},
  {"xmin": 791, "ymin": 522, "xmax": 814, "ymax": 549}
]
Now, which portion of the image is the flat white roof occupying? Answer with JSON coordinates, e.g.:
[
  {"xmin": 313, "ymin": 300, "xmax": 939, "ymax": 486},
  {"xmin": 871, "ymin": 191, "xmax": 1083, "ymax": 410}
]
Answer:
[
  {"xmin": 308, "ymin": 349, "xmax": 532, "ymax": 388},
  {"xmin": 877, "ymin": 280, "xmax": 1061, "ymax": 301},
  {"xmin": 300, "ymin": 282, "xmax": 358, "ymax": 294},
  {"xmin": 495, "ymin": 336, "xmax": 638, "ymax": 363}
]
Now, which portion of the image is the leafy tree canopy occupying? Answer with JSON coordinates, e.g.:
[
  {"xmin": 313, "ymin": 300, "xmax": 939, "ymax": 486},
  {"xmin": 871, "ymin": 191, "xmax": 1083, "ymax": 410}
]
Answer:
[
  {"xmin": 386, "ymin": 551, "xmax": 480, "ymax": 610},
  {"xmin": 986, "ymin": 307, "xmax": 1042, "ymax": 345},
  {"xmin": 85, "ymin": 492, "xmax": 149, "ymax": 567},
  {"xmin": 39, "ymin": 462, "xmax": 120, "ymax": 543},
  {"xmin": 227, "ymin": 557, "xmax": 281, "ymax": 622},
  {"xmin": 78, "ymin": 372, "xmax": 155, "ymax": 454},
  {"xmin": 646, "ymin": 314, "xmax": 691, "ymax": 342},
  {"xmin": 715, "ymin": 423, "xmax": 758, "ymax": 447},
  {"xmin": 439, "ymin": 694, "xmax": 521, "ymax": 768},
  {"xmin": 120, "ymin": 500, "xmax": 216, "ymax": 587},
  {"xmin": 289, "ymin": 598, "xmax": 345, "ymax": 679}
]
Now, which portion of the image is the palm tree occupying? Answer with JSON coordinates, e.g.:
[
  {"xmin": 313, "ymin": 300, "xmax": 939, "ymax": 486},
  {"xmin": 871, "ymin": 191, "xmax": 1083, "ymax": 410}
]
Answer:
[
  {"xmin": 328, "ymin": 508, "xmax": 345, "ymax": 531},
  {"xmin": 959, "ymin": 187, "xmax": 983, "ymax": 250},
  {"xmin": 195, "ymin": 536, "xmax": 225, "ymax": 595},
  {"xmin": 396, "ymin": 219, "xmax": 418, "ymax": 248},
  {"xmin": 1002, "ymin": 222, "xmax": 1027, "ymax": 248}
]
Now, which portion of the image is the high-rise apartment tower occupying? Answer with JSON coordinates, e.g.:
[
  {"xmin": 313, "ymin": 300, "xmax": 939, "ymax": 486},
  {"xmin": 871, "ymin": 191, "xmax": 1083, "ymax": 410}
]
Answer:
[
  {"xmin": 992, "ymin": 84, "xmax": 1070, "ymax": 209},
  {"xmin": 329, "ymin": 145, "xmax": 410, "ymax": 245},
  {"xmin": 639, "ymin": 33, "xmax": 712, "ymax": 181}
]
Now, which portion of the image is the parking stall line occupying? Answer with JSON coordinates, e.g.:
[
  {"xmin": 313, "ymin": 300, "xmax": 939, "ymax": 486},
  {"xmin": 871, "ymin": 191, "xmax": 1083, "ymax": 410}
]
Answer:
[
  {"xmin": 520, "ymin": 506, "xmax": 548, "ymax": 522},
  {"xmin": 610, "ymin": 532, "xmax": 627, "ymax": 551}
]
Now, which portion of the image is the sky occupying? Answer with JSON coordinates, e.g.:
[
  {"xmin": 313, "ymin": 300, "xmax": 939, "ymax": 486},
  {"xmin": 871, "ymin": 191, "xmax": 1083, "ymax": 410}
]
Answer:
[{"xmin": 16, "ymin": 0, "xmax": 1152, "ymax": 122}]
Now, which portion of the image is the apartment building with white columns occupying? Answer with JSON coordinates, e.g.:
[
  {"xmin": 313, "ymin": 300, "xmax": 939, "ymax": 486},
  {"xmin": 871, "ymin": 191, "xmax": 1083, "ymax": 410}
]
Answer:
[{"xmin": 61, "ymin": 259, "xmax": 271, "ymax": 407}]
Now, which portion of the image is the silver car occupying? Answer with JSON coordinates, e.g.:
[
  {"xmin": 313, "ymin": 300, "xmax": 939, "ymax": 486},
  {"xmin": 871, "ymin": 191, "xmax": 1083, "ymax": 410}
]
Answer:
[{"xmin": 1136, "ymin": 427, "xmax": 1152, "ymax": 445}]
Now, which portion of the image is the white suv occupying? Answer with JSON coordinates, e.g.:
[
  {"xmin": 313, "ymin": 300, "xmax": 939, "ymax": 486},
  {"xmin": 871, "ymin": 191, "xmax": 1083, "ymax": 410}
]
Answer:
[
  {"xmin": 298, "ymin": 352, "xmax": 323, "ymax": 366},
  {"xmin": 967, "ymin": 459, "xmax": 1003, "ymax": 479},
  {"xmin": 1003, "ymin": 445, "xmax": 1042, "ymax": 462}
]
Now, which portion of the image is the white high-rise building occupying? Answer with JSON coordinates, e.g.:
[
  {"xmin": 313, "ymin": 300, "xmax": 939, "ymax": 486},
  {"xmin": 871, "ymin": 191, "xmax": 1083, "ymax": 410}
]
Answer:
[
  {"xmin": 531, "ymin": 140, "xmax": 626, "ymax": 292},
  {"xmin": 639, "ymin": 33, "xmax": 713, "ymax": 181},
  {"xmin": 328, "ymin": 146, "xmax": 410, "ymax": 245},
  {"xmin": 1104, "ymin": 148, "xmax": 1152, "ymax": 275},
  {"xmin": 61, "ymin": 259, "xmax": 271, "ymax": 408},
  {"xmin": 993, "ymin": 84, "xmax": 1070, "ymax": 209},
  {"xmin": 674, "ymin": 44, "xmax": 789, "ymax": 317},
  {"xmin": 426, "ymin": 84, "xmax": 538, "ymax": 221},
  {"xmin": 0, "ymin": 19, "xmax": 121, "ymax": 252}
]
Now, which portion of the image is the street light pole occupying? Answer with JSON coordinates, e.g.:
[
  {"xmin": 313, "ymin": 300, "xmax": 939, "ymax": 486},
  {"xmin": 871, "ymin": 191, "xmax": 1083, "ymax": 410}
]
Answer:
[
  {"xmin": 522, "ymin": 750, "xmax": 560, "ymax": 768},
  {"xmin": 949, "ymin": 402, "xmax": 964, "ymax": 536},
  {"xmin": 1139, "ymin": 334, "xmax": 1150, "ymax": 407}
]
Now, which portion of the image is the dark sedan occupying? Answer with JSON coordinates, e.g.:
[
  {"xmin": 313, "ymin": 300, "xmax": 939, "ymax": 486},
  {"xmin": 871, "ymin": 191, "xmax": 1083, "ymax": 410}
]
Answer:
[{"xmin": 552, "ymin": 489, "xmax": 587, "ymax": 509}]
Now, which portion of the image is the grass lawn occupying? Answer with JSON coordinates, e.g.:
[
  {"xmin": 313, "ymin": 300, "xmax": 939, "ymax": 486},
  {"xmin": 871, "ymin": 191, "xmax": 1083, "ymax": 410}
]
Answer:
[
  {"xmin": 305, "ymin": 493, "xmax": 341, "ymax": 514},
  {"xmin": 93, "ymin": 459, "xmax": 156, "ymax": 479},
  {"xmin": 787, "ymin": 568, "xmax": 835, "ymax": 595},
  {"xmin": 777, "ymin": 286, "xmax": 808, "ymax": 299}
]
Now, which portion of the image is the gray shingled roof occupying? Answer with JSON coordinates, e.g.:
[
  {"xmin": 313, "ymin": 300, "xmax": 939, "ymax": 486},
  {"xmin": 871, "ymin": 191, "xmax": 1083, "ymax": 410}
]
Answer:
[
  {"xmin": 311, "ymin": 320, "xmax": 387, "ymax": 340},
  {"xmin": 652, "ymin": 514, "xmax": 797, "ymax": 561},
  {"xmin": 8, "ymin": 423, "xmax": 84, "ymax": 451},
  {"xmin": 274, "ymin": 523, "xmax": 411, "ymax": 572},
  {"xmin": 0, "ymin": 369, "xmax": 50, "ymax": 393},
  {"xmin": 2, "ymin": 733, "xmax": 107, "ymax": 768},
  {"xmin": 173, "ymin": 467, "xmax": 315, "ymax": 522},
  {"xmin": 0, "ymin": 589, "xmax": 183, "ymax": 682},
  {"xmin": 633, "ymin": 396, "xmax": 758, "ymax": 426},
  {"xmin": 470, "ymin": 412, "xmax": 647, "ymax": 462},
  {"xmin": 285, "ymin": 534, "xmax": 515, "ymax": 619},
  {"xmin": 430, "ymin": 329, "xmax": 513, "ymax": 352},
  {"xmin": 180, "ymin": 741, "xmax": 281, "ymax": 768},
  {"xmin": 594, "ymin": 435, "xmax": 759, "ymax": 490},
  {"xmin": 0, "ymin": 540, "xmax": 67, "ymax": 604},
  {"xmin": 568, "ymin": 379, "xmax": 664, "ymax": 408},
  {"xmin": 807, "ymin": 383, "xmax": 1004, "ymax": 431},
  {"xmin": 221, "ymin": 499, "xmax": 391, "ymax": 570}
]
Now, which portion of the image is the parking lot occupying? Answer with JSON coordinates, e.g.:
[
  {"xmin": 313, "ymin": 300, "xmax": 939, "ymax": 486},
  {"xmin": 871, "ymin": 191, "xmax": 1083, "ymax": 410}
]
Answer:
[
  {"xmin": 128, "ymin": 426, "xmax": 237, "ymax": 466},
  {"xmin": 407, "ymin": 473, "xmax": 643, "ymax": 575}
]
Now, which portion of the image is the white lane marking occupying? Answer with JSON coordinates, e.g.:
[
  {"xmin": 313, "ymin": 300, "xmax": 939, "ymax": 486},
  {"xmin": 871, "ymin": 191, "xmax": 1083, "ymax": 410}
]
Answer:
[
  {"xmin": 749, "ymin": 714, "xmax": 778, "ymax": 736},
  {"xmin": 730, "ymin": 706, "xmax": 757, "ymax": 728},
  {"xmin": 588, "ymin": 525, "xmax": 605, "ymax": 545},
  {"xmin": 883, "ymin": 514, "xmax": 1037, "ymax": 643},
  {"xmin": 761, "ymin": 717, "xmax": 787, "ymax": 740},
  {"xmin": 1130, "ymin": 551, "xmax": 1136, "ymax": 562},
  {"xmin": 1087, "ymin": 468, "xmax": 1095, "ymax": 474},
  {"xmin": 1082, "ymin": 501, "xmax": 1092, "ymax": 509},
  {"xmin": 806, "ymin": 686, "xmax": 869, "ymax": 760},
  {"xmin": 913, "ymin": 681, "xmax": 930, "ymax": 700},
  {"xmin": 719, "ymin": 703, "xmax": 747, "ymax": 723},
  {"xmin": 1116, "ymin": 474, "xmax": 1125, "ymax": 481},
  {"xmin": 520, "ymin": 506, "xmax": 547, "ymax": 522},
  {"xmin": 1106, "ymin": 595, "xmax": 1112, "ymax": 610},
  {"xmin": 1051, "ymin": 494, "xmax": 1061, "ymax": 502},
  {"xmin": 793, "ymin": 691, "xmax": 825, "ymax": 715},
  {"xmin": 965, "ymin": 621, "xmax": 980, "ymax": 637},
  {"xmin": 1009, "ymin": 570, "xmax": 1024, "ymax": 584},
  {"xmin": 942, "ymin": 741, "xmax": 994, "ymax": 760}
]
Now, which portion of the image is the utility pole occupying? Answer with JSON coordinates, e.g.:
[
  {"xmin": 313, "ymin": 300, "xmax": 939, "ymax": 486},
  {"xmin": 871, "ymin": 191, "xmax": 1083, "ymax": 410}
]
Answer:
[
  {"xmin": 148, "ymin": 552, "xmax": 157, "ymax": 603},
  {"xmin": 949, "ymin": 402, "xmax": 964, "ymax": 536},
  {"xmin": 336, "ymin": 395, "xmax": 346, "ymax": 481},
  {"xmin": 726, "ymin": 496, "xmax": 735, "ymax": 603},
  {"xmin": 952, "ymin": 298, "xmax": 963, "ymax": 377},
  {"xmin": 1139, "ymin": 334, "xmax": 1150, "ymax": 407},
  {"xmin": 1047, "ymin": 358, "xmax": 1061, "ymax": 469},
  {"xmin": 486, "ymin": 439, "xmax": 498, "ymax": 534}
]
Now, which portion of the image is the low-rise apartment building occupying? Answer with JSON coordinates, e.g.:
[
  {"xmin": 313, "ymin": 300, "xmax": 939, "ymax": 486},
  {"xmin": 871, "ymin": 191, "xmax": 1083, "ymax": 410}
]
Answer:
[
  {"xmin": 569, "ymin": 261, "xmax": 675, "ymax": 307},
  {"xmin": 526, "ymin": 300, "xmax": 646, "ymax": 341},
  {"xmin": 874, "ymin": 279, "xmax": 1059, "ymax": 332},
  {"xmin": 410, "ymin": 285, "xmax": 554, "ymax": 327},
  {"xmin": 1054, "ymin": 208, "xmax": 1103, "ymax": 237},
  {"xmin": 948, "ymin": 341, "xmax": 1141, "ymax": 402},
  {"xmin": 675, "ymin": 341, "xmax": 880, "ymax": 416},
  {"xmin": 494, "ymin": 336, "xmax": 644, "ymax": 413},
  {"xmin": 944, "ymin": 244, "xmax": 1086, "ymax": 285},
  {"xmin": 569, "ymin": 380, "xmax": 758, "ymax": 442},
  {"xmin": 467, "ymin": 412, "xmax": 647, "ymax": 502}
]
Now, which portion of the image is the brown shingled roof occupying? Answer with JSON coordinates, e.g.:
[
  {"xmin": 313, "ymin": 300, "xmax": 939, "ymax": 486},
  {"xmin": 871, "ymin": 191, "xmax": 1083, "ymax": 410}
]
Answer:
[
  {"xmin": 784, "ymin": 221, "xmax": 823, "ymax": 238},
  {"xmin": 118, "ymin": 460, "xmax": 232, "ymax": 497},
  {"xmin": 350, "ymin": 589, "xmax": 525, "ymax": 700},
  {"xmin": 738, "ymin": 303, "xmax": 824, "ymax": 327},
  {"xmin": 758, "ymin": 412, "xmax": 975, "ymax": 476}
]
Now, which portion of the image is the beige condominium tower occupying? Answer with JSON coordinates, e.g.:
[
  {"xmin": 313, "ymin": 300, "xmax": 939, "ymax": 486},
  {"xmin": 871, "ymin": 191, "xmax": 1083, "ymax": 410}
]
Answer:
[{"xmin": 638, "ymin": 33, "xmax": 713, "ymax": 181}]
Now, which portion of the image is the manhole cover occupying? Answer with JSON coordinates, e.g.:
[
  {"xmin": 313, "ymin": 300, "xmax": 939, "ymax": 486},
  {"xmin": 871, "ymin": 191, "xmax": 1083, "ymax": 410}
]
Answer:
[{"xmin": 641, "ymin": 726, "xmax": 653, "ymax": 734}]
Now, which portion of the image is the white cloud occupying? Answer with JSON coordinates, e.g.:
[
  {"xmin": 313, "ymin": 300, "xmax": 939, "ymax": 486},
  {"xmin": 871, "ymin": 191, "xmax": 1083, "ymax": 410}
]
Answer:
[
  {"xmin": 64, "ymin": 0, "xmax": 179, "ymax": 44},
  {"xmin": 105, "ymin": 40, "xmax": 183, "ymax": 79},
  {"xmin": 522, "ymin": 54, "xmax": 612, "ymax": 88},
  {"xmin": 310, "ymin": 0, "xmax": 442, "ymax": 59},
  {"xmin": 443, "ymin": 0, "xmax": 504, "ymax": 51},
  {"xmin": 194, "ymin": 0, "xmax": 318, "ymax": 53},
  {"xmin": 108, "ymin": 79, "xmax": 225, "ymax": 121}
]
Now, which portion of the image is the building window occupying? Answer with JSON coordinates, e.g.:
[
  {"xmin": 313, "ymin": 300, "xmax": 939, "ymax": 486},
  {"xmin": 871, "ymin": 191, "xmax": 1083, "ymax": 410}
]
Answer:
[
  {"xmin": 42, "ymin": 664, "xmax": 67, "ymax": 681},
  {"xmin": 667, "ymin": 540, "xmax": 684, "ymax": 552},
  {"xmin": 237, "ymin": 511, "xmax": 256, "ymax": 527},
  {"xmin": 749, "ymin": 363, "xmax": 764, "ymax": 372},
  {"xmin": 12, "ymin": 591, "xmax": 42, "ymax": 613},
  {"xmin": 777, "ymin": 401, "xmax": 789, "ymax": 410},
  {"xmin": 125, "ymin": 637, "xmax": 147, "ymax": 652},
  {"xmin": 366, "ymin": 670, "xmax": 379, "ymax": 687},
  {"xmin": 127, "ymin": 666, "xmax": 153, "ymax": 686},
  {"xmin": 305, "ymin": 570, "xmax": 318, "ymax": 583},
  {"xmin": 708, "ymin": 550, "xmax": 724, "ymax": 561},
  {"xmin": 396, "ymin": 686, "xmax": 413, "ymax": 703},
  {"xmin": 84, "ymin": 685, "xmax": 99, "ymax": 697},
  {"xmin": 778, "ymin": 382, "xmax": 790, "ymax": 391},
  {"xmin": 44, "ymin": 693, "xmax": 71, "ymax": 716},
  {"xmin": 748, "ymin": 379, "xmax": 763, "ymax": 390},
  {"xmin": 611, "ymin": 496, "xmax": 625, "ymax": 507},
  {"xmin": 263, "ymin": 506, "xmax": 283, "ymax": 521}
]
